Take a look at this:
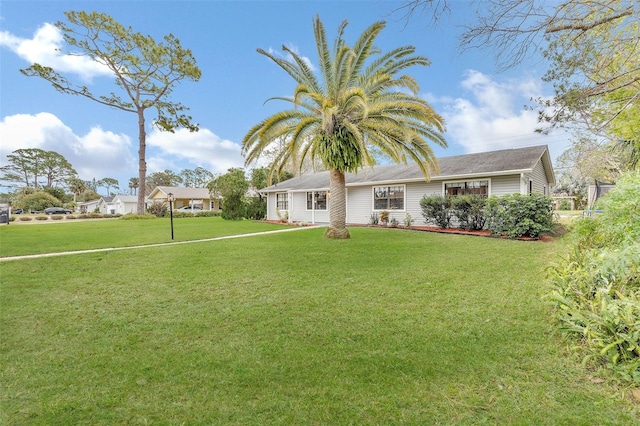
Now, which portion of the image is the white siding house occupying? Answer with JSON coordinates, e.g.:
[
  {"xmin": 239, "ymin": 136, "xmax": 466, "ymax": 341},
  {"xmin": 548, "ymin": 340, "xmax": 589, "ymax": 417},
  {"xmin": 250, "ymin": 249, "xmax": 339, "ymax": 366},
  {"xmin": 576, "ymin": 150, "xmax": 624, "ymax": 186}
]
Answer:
[{"xmin": 260, "ymin": 145, "xmax": 556, "ymax": 225}]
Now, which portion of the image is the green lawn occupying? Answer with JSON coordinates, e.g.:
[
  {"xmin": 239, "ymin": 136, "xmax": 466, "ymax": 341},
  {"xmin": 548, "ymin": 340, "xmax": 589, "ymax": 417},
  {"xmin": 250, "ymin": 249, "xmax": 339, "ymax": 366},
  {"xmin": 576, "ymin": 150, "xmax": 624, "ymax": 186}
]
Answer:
[
  {"xmin": 1, "ymin": 225, "xmax": 638, "ymax": 424},
  {"xmin": 0, "ymin": 216, "xmax": 290, "ymax": 257}
]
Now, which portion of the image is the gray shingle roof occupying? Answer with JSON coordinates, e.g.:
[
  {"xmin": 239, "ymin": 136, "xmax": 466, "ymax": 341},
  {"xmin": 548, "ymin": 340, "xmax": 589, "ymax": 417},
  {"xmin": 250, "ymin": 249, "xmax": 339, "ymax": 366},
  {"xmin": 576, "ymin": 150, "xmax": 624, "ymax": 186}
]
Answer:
[{"xmin": 262, "ymin": 145, "xmax": 552, "ymax": 192}]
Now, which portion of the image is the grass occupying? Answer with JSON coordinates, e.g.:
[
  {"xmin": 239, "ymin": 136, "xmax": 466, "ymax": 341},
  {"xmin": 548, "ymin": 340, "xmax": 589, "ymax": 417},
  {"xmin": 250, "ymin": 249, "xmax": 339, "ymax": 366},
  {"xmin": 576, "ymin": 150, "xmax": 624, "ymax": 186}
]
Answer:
[
  {"xmin": 1, "ymin": 225, "xmax": 638, "ymax": 424},
  {"xmin": 0, "ymin": 216, "xmax": 290, "ymax": 257}
]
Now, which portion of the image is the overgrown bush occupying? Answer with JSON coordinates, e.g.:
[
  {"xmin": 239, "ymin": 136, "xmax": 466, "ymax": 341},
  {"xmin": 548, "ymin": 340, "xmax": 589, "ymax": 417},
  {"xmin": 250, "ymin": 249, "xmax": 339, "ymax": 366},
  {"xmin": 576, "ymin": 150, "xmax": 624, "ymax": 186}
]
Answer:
[
  {"xmin": 245, "ymin": 197, "xmax": 266, "ymax": 220},
  {"xmin": 485, "ymin": 193, "xmax": 553, "ymax": 238},
  {"xmin": 16, "ymin": 191, "xmax": 61, "ymax": 212},
  {"xmin": 147, "ymin": 201, "xmax": 168, "ymax": 218},
  {"xmin": 420, "ymin": 195, "xmax": 453, "ymax": 228},
  {"xmin": 546, "ymin": 171, "xmax": 640, "ymax": 384},
  {"xmin": 450, "ymin": 195, "xmax": 487, "ymax": 230}
]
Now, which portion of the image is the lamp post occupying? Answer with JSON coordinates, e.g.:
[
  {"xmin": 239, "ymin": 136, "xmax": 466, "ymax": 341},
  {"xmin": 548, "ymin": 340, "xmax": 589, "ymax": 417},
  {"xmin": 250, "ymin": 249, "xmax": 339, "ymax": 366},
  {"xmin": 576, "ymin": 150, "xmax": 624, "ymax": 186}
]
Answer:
[{"xmin": 168, "ymin": 192, "xmax": 174, "ymax": 240}]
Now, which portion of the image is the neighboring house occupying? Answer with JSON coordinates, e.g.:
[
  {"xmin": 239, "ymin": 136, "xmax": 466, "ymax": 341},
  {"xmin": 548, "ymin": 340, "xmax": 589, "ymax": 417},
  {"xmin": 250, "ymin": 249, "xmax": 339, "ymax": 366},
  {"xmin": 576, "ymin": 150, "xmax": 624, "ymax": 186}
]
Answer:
[
  {"xmin": 97, "ymin": 196, "xmax": 115, "ymax": 214},
  {"xmin": 112, "ymin": 195, "xmax": 145, "ymax": 215},
  {"xmin": 78, "ymin": 198, "xmax": 101, "ymax": 214},
  {"xmin": 147, "ymin": 186, "xmax": 221, "ymax": 211},
  {"xmin": 260, "ymin": 145, "xmax": 556, "ymax": 225}
]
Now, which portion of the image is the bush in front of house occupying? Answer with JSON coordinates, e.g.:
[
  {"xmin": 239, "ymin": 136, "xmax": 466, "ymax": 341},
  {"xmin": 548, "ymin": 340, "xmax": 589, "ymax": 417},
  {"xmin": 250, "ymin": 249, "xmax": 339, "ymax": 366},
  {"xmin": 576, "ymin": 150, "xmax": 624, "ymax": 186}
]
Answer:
[
  {"xmin": 147, "ymin": 201, "xmax": 168, "ymax": 218},
  {"xmin": 450, "ymin": 195, "xmax": 487, "ymax": 231},
  {"xmin": 420, "ymin": 192, "xmax": 553, "ymax": 238},
  {"xmin": 485, "ymin": 193, "xmax": 553, "ymax": 238},
  {"xmin": 546, "ymin": 171, "xmax": 640, "ymax": 384},
  {"xmin": 419, "ymin": 194, "xmax": 453, "ymax": 228}
]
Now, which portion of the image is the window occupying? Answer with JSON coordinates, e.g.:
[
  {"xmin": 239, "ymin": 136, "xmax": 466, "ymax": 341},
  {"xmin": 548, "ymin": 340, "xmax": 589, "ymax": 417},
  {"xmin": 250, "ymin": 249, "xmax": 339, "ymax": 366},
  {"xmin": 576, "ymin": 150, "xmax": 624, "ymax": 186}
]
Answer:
[
  {"xmin": 306, "ymin": 191, "xmax": 327, "ymax": 210},
  {"xmin": 276, "ymin": 193, "xmax": 288, "ymax": 210},
  {"xmin": 373, "ymin": 185, "xmax": 404, "ymax": 210},
  {"xmin": 444, "ymin": 180, "xmax": 489, "ymax": 196}
]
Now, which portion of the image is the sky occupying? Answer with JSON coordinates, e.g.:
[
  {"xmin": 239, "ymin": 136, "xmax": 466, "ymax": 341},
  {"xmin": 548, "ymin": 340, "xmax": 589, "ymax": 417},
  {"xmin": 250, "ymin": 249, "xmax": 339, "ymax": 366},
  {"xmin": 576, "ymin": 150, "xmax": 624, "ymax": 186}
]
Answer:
[{"xmin": 0, "ymin": 0, "xmax": 571, "ymax": 193}]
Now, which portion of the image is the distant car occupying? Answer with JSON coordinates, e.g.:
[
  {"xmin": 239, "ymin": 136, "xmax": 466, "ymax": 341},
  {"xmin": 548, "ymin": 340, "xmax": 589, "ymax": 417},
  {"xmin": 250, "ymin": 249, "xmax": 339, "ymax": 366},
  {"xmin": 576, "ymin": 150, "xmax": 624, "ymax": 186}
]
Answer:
[
  {"xmin": 176, "ymin": 205, "xmax": 203, "ymax": 211},
  {"xmin": 44, "ymin": 207, "xmax": 72, "ymax": 215},
  {"xmin": 13, "ymin": 208, "xmax": 23, "ymax": 214}
]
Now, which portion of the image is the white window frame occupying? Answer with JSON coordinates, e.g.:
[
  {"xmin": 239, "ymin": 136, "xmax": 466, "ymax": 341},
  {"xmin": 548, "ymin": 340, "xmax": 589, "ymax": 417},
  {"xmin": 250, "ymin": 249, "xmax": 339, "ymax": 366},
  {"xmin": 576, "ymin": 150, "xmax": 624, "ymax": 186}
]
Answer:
[
  {"xmin": 306, "ymin": 191, "xmax": 328, "ymax": 211},
  {"xmin": 276, "ymin": 192, "xmax": 288, "ymax": 211},
  {"xmin": 372, "ymin": 184, "xmax": 406, "ymax": 211},
  {"xmin": 442, "ymin": 178, "xmax": 491, "ymax": 196}
]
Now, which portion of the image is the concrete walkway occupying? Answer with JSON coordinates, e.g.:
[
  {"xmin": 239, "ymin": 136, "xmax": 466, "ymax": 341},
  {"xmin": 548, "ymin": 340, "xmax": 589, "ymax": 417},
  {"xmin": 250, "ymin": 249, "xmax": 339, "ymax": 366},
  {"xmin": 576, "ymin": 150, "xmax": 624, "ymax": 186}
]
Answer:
[{"xmin": 0, "ymin": 226, "xmax": 319, "ymax": 262}]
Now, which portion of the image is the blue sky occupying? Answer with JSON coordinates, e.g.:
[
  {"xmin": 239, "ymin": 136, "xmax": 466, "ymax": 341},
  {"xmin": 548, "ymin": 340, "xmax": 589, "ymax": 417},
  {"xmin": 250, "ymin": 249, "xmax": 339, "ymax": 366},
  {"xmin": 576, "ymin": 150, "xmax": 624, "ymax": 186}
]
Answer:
[{"xmin": 0, "ymin": 0, "xmax": 570, "ymax": 192}]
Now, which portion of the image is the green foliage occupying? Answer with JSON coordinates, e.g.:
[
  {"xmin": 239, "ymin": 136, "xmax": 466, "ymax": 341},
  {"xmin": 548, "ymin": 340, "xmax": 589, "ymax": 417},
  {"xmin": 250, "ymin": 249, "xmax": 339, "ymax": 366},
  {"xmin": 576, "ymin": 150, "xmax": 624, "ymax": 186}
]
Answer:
[
  {"xmin": 42, "ymin": 186, "xmax": 66, "ymax": 202},
  {"xmin": 243, "ymin": 16, "xmax": 446, "ymax": 236},
  {"xmin": 450, "ymin": 195, "xmax": 487, "ymax": 230},
  {"xmin": 0, "ymin": 148, "xmax": 76, "ymax": 188},
  {"xmin": 209, "ymin": 168, "xmax": 249, "ymax": 221},
  {"xmin": 146, "ymin": 201, "xmax": 168, "ymax": 218},
  {"xmin": 420, "ymin": 194, "xmax": 453, "ymax": 228},
  {"xmin": 118, "ymin": 214, "xmax": 157, "ymax": 221},
  {"xmin": 403, "ymin": 212, "xmax": 414, "ymax": 227},
  {"xmin": 77, "ymin": 190, "xmax": 101, "ymax": 202},
  {"xmin": 35, "ymin": 216, "xmax": 49, "ymax": 221},
  {"xmin": 547, "ymin": 171, "xmax": 640, "ymax": 383},
  {"xmin": 16, "ymin": 191, "xmax": 61, "ymax": 211},
  {"xmin": 558, "ymin": 199, "xmax": 572, "ymax": 210},
  {"xmin": 245, "ymin": 197, "xmax": 267, "ymax": 220},
  {"xmin": 485, "ymin": 193, "xmax": 554, "ymax": 238}
]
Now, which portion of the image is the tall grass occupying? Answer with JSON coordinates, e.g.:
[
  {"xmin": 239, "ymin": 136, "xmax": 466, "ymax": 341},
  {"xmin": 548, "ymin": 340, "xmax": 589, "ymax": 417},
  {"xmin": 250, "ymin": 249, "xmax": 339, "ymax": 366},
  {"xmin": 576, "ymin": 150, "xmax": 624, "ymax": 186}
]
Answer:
[{"xmin": 1, "ymin": 227, "xmax": 638, "ymax": 424}]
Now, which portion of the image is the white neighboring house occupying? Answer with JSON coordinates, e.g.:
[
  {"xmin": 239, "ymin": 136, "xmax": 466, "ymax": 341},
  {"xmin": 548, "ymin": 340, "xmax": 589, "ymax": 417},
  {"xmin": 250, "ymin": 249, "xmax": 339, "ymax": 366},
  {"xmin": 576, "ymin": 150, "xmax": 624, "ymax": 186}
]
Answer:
[
  {"xmin": 112, "ymin": 195, "xmax": 143, "ymax": 215},
  {"xmin": 78, "ymin": 198, "xmax": 100, "ymax": 214},
  {"xmin": 260, "ymin": 145, "xmax": 556, "ymax": 225},
  {"xmin": 97, "ymin": 197, "xmax": 115, "ymax": 214}
]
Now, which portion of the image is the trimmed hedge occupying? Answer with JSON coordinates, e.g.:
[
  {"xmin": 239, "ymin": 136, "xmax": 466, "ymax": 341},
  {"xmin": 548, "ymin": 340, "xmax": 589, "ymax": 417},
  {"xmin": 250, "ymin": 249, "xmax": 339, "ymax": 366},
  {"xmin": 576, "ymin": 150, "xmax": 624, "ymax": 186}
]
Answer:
[{"xmin": 420, "ymin": 192, "xmax": 553, "ymax": 238}]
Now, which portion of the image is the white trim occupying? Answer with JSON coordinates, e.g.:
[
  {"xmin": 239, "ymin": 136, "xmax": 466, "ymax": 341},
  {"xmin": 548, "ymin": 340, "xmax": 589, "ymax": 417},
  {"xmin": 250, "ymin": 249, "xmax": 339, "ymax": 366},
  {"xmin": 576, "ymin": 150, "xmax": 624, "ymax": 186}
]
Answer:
[
  {"xmin": 305, "ymin": 191, "xmax": 328, "ymax": 211},
  {"xmin": 275, "ymin": 192, "xmax": 289, "ymax": 211},
  {"xmin": 372, "ymin": 184, "xmax": 406, "ymax": 212},
  {"xmin": 441, "ymin": 178, "xmax": 492, "ymax": 196}
]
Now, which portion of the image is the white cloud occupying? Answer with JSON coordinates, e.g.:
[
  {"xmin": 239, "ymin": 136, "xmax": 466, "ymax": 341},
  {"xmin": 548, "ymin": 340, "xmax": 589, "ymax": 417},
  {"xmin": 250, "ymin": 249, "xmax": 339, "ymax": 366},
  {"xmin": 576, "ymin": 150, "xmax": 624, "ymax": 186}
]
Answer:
[
  {"xmin": 0, "ymin": 23, "xmax": 111, "ymax": 81},
  {"xmin": 146, "ymin": 127, "xmax": 244, "ymax": 174},
  {"xmin": 430, "ymin": 70, "xmax": 569, "ymax": 162},
  {"xmin": 0, "ymin": 113, "xmax": 135, "ymax": 182}
]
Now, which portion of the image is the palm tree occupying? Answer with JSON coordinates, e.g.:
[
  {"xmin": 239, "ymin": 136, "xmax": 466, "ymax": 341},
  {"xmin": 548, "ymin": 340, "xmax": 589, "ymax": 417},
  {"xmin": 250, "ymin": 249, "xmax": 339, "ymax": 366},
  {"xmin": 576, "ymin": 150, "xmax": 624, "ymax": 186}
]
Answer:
[
  {"xmin": 128, "ymin": 177, "xmax": 139, "ymax": 195},
  {"xmin": 243, "ymin": 16, "xmax": 446, "ymax": 239}
]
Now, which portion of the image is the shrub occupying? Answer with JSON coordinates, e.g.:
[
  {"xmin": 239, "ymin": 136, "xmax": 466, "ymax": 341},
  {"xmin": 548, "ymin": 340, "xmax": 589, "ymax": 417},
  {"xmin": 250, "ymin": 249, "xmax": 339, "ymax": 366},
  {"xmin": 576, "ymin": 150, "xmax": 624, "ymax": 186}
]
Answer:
[
  {"xmin": 379, "ymin": 210, "xmax": 390, "ymax": 225},
  {"xmin": 147, "ymin": 201, "xmax": 168, "ymax": 218},
  {"xmin": 245, "ymin": 197, "xmax": 267, "ymax": 220},
  {"xmin": 19, "ymin": 216, "xmax": 33, "ymax": 222},
  {"xmin": 35, "ymin": 216, "xmax": 49, "ymax": 221},
  {"xmin": 16, "ymin": 191, "xmax": 61, "ymax": 212},
  {"xmin": 403, "ymin": 213, "xmax": 413, "ymax": 227},
  {"xmin": 369, "ymin": 212, "xmax": 379, "ymax": 225},
  {"xmin": 420, "ymin": 194, "xmax": 453, "ymax": 228},
  {"xmin": 67, "ymin": 215, "xmax": 78, "ymax": 220},
  {"xmin": 195, "ymin": 210, "xmax": 220, "ymax": 217},
  {"xmin": 86, "ymin": 213, "xmax": 103, "ymax": 219},
  {"xmin": 9, "ymin": 215, "xmax": 16, "ymax": 222},
  {"xmin": 486, "ymin": 193, "xmax": 553, "ymax": 238},
  {"xmin": 558, "ymin": 199, "xmax": 572, "ymax": 210},
  {"xmin": 51, "ymin": 215, "xmax": 64, "ymax": 220},
  {"xmin": 450, "ymin": 195, "xmax": 487, "ymax": 230},
  {"xmin": 119, "ymin": 214, "xmax": 157, "ymax": 221},
  {"xmin": 546, "ymin": 171, "xmax": 640, "ymax": 384}
]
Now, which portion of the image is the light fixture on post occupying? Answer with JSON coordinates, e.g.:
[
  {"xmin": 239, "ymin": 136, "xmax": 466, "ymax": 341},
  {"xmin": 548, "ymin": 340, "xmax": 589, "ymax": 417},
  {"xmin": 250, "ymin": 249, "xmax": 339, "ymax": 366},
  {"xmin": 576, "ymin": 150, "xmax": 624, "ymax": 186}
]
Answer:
[{"xmin": 168, "ymin": 192, "xmax": 174, "ymax": 240}]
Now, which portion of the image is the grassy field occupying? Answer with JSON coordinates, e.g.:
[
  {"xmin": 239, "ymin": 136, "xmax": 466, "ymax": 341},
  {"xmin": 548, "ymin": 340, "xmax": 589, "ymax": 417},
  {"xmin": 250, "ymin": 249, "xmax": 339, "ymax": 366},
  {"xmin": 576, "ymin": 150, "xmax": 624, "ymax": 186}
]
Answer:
[
  {"xmin": 1, "ymin": 223, "xmax": 638, "ymax": 424},
  {"xmin": 0, "ymin": 216, "xmax": 290, "ymax": 258}
]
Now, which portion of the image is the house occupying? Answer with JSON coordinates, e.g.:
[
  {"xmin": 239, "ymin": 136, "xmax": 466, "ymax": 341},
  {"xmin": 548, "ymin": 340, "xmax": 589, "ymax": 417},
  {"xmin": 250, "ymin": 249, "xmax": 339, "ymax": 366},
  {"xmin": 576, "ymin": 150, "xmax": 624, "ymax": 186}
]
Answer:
[
  {"xmin": 112, "ymin": 195, "xmax": 145, "ymax": 215},
  {"xmin": 78, "ymin": 198, "xmax": 101, "ymax": 214},
  {"xmin": 260, "ymin": 145, "xmax": 556, "ymax": 225},
  {"xmin": 147, "ymin": 186, "xmax": 221, "ymax": 212},
  {"xmin": 97, "ymin": 196, "xmax": 115, "ymax": 214}
]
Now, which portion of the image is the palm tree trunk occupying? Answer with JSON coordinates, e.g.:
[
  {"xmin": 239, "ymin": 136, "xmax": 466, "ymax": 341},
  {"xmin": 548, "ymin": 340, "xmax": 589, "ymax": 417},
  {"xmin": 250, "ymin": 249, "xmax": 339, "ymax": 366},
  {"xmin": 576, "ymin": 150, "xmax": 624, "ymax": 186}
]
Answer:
[{"xmin": 324, "ymin": 168, "xmax": 350, "ymax": 239}]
